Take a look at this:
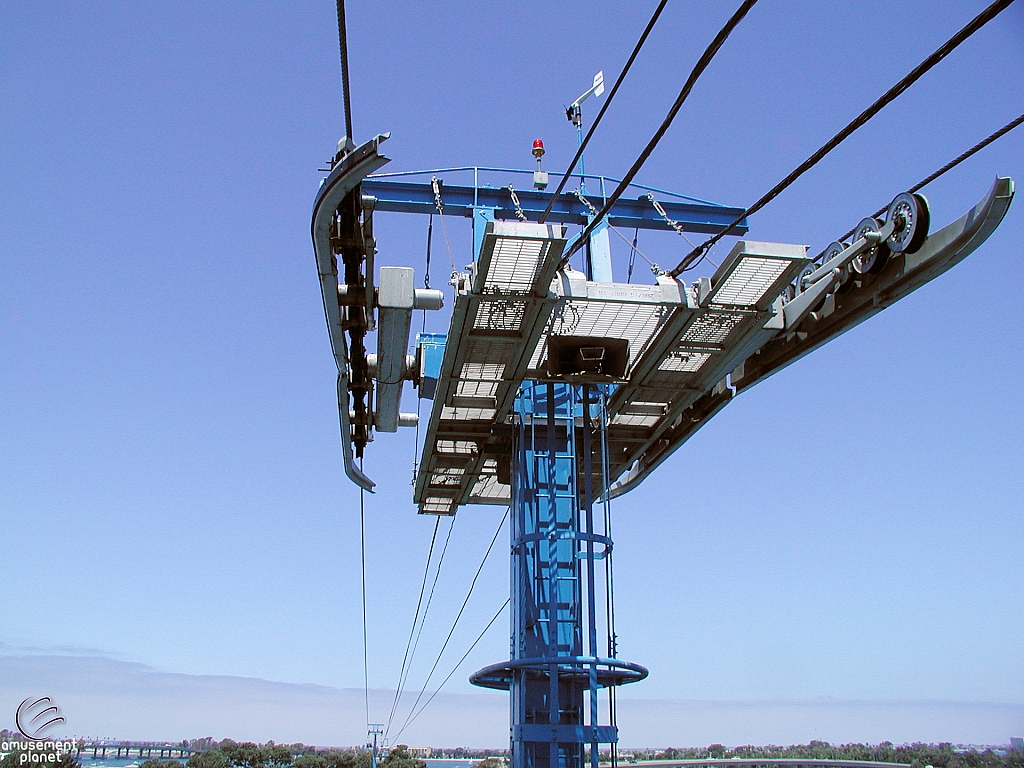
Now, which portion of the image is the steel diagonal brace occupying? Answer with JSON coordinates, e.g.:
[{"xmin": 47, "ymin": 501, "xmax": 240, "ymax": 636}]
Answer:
[{"xmin": 312, "ymin": 132, "xmax": 391, "ymax": 491}]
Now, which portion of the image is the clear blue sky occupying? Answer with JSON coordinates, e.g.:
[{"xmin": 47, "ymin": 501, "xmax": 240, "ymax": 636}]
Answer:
[{"xmin": 2, "ymin": 0, "xmax": 1022, "ymax": 744}]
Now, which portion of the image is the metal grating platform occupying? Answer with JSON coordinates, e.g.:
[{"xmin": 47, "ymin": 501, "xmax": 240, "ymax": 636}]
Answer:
[
  {"xmin": 411, "ymin": 178, "xmax": 1015, "ymax": 514},
  {"xmin": 413, "ymin": 234, "xmax": 810, "ymax": 515},
  {"xmin": 412, "ymin": 221, "xmax": 568, "ymax": 515}
]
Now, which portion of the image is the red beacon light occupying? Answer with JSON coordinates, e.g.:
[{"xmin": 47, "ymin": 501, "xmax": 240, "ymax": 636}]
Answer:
[{"xmin": 532, "ymin": 139, "xmax": 548, "ymax": 190}]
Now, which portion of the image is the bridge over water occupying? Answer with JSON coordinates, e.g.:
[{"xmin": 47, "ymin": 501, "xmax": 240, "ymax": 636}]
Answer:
[{"xmin": 76, "ymin": 743, "xmax": 196, "ymax": 761}]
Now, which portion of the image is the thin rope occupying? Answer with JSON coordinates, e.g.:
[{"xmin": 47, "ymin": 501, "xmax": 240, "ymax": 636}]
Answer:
[
  {"xmin": 670, "ymin": 0, "xmax": 1017, "ymax": 276},
  {"xmin": 394, "ymin": 598, "xmax": 510, "ymax": 740},
  {"xmin": 396, "ymin": 508, "xmax": 509, "ymax": 734},
  {"xmin": 384, "ymin": 517, "xmax": 441, "ymax": 737},
  {"xmin": 401, "ymin": 520, "xmax": 454, "ymax": 688},
  {"xmin": 385, "ymin": 518, "xmax": 456, "ymax": 745},
  {"xmin": 359, "ymin": 460, "xmax": 369, "ymax": 729}
]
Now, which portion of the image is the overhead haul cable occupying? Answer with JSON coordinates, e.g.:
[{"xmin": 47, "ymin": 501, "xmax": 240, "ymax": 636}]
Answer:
[
  {"xmin": 358, "ymin": 462, "xmax": 370, "ymax": 729},
  {"xmin": 393, "ymin": 598, "xmax": 511, "ymax": 740},
  {"xmin": 384, "ymin": 517, "xmax": 441, "ymax": 737},
  {"xmin": 385, "ymin": 517, "xmax": 455, "ymax": 740},
  {"xmin": 335, "ymin": 0, "xmax": 354, "ymax": 140},
  {"xmin": 539, "ymin": 0, "xmax": 670, "ymax": 224},
  {"xmin": 395, "ymin": 508, "xmax": 509, "ymax": 735},
  {"xmin": 836, "ymin": 110, "xmax": 1024, "ymax": 243},
  {"xmin": 388, "ymin": 517, "xmax": 456, "ymax": 738},
  {"xmin": 560, "ymin": 0, "xmax": 761, "ymax": 265},
  {"xmin": 669, "ymin": 0, "xmax": 1018, "ymax": 276}
]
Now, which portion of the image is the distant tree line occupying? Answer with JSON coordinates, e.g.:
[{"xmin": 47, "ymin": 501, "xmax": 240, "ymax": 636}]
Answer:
[
  {"xmin": 169, "ymin": 740, "xmax": 426, "ymax": 768},
  {"xmin": 629, "ymin": 741, "xmax": 1024, "ymax": 768}
]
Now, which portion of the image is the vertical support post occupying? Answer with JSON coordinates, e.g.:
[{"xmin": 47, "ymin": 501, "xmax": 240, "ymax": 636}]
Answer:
[
  {"xmin": 474, "ymin": 382, "xmax": 646, "ymax": 768},
  {"xmin": 369, "ymin": 724, "xmax": 383, "ymax": 768},
  {"xmin": 546, "ymin": 383, "xmax": 561, "ymax": 768},
  {"xmin": 581, "ymin": 384, "xmax": 599, "ymax": 768},
  {"xmin": 473, "ymin": 206, "xmax": 496, "ymax": 264},
  {"xmin": 588, "ymin": 222, "xmax": 613, "ymax": 283}
]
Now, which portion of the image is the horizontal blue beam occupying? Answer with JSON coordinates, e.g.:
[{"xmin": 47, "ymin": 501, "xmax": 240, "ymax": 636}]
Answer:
[{"xmin": 361, "ymin": 179, "xmax": 749, "ymax": 236}]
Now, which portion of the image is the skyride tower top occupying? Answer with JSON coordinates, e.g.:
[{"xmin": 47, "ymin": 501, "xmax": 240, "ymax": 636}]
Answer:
[
  {"xmin": 313, "ymin": 134, "xmax": 1013, "ymax": 514},
  {"xmin": 312, "ymin": 124, "xmax": 1013, "ymax": 768}
]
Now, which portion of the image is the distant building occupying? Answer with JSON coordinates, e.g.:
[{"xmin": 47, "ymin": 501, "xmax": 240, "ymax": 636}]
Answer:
[
  {"xmin": 409, "ymin": 748, "xmax": 432, "ymax": 758},
  {"xmin": 1010, "ymin": 738, "xmax": 1023, "ymax": 752}
]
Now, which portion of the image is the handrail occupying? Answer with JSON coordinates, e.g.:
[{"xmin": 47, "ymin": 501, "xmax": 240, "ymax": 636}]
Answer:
[{"xmin": 366, "ymin": 165, "xmax": 727, "ymax": 207}]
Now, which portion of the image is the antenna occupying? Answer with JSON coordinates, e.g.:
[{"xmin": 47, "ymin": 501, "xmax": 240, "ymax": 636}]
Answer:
[
  {"xmin": 565, "ymin": 71, "xmax": 605, "ymax": 126},
  {"xmin": 565, "ymin": 71, "xmax": 605, "ymax": 196}
]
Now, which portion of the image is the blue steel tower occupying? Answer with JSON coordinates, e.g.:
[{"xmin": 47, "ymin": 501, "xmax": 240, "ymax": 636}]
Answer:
[
  {"xmin": 312, "ymin": 130, "xmax": 1013, "ymax": 768},
  {"xmin": 313, "ymin": 3, "xmax": 1020, "ymax": 762},
  {"xmin": 470, "ymin": 382, "xmax": 647, "ymax": 768}
]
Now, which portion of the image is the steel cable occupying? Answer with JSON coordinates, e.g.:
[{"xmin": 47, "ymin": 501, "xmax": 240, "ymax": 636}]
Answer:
[
  {"xmin": 393, "ymin": 597, "xmax": 510, "ymax": 740},
  {"xmin": 395, "ymin": 508, "xmax": 509, "ymax": 735},
  {"xmin": 669, "ymin": 0, "xmax": 1018, "ymax": 276},
  {"xmin": 561, "ymin": 0, "xmax": 761, "ymax": 265},
  {"xmin": 384, "ymin": 517, "xmax": 441, "ymax": 737},
  {"xmin": 336, "ymin": 0, "xmax": 353, "ymax": 140},
  {"xmin": 539, "ymin": 0, "xmax": 670, "ymax": 224},
  {"xmin": 836, "ymin": 110, "xmax": 1024, "ymax": 243},
  {"xmin": 392, "ymin": 516, "xmax": 456, "ymax": 735},
  {"xmin": 359, "ymin": 462, "xmax": 369, "ymax": 729}
]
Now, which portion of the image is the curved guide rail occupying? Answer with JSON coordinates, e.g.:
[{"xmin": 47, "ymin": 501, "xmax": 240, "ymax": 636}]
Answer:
[
  {"xmin": 312, "ymin": 133, "xmax": 391, "ymax": 490},
  {"xmin": 610, "ymin": 176, "xmax": 1015, "ymax": 497}
]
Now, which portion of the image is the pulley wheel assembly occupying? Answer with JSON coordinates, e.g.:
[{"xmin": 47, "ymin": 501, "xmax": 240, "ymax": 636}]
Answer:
[
  {"xmin": 885, "ymin": 192, "xmax": 930, "ymax": 254},
  {"xmin": 851, "ymin": 217, "xmax": 889, "ymax": 275}
]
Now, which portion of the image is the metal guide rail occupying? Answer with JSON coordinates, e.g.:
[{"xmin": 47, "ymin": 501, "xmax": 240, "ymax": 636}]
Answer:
[
  {"xmin": 411, "ymin": 178, "xmax": 1015, "ymax": 514},
  {"xmin": 610, "ymin": 176, "xmax": 1015, "ymax": 497}
]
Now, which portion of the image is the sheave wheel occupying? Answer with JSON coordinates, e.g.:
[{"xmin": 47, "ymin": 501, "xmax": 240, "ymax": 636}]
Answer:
[
  {"xmin": 821, "ymin": 241, "xmax": 855, "ymax": 294},
  {"xmin": 886, "ymin": 192, "xmax": 930, "ymax": 254},
  {"xmin": 851, "ymin": 217, "xmax": 889, "ymax": 275}
]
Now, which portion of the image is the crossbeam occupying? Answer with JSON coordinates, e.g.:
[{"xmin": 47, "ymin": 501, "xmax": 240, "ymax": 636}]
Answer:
[{"xmin": 361, "ymin": 179, "xmax": 749, "ymax": 235}]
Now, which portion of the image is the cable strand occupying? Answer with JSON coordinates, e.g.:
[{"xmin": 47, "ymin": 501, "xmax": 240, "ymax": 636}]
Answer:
[
  {"xmin": 384, "ymin": 517, "xmax": 441, "ymax": 737},
  {"xmin": 393, "ymin": 598, "xmax": 510, "ymax": 740},
  {"xmin": 669, "ymin": 0, "xmax": 1017, "ymax": 276},
  {"xmin": 359, "ymin": 461, "xmax": 369, "ymax": 730},
  {"xmin": 396, "ymin": 508, "xmax": 509, "ymax": 735},
  {"xmin": 336, "ymin": 0, "xmax": 353, "ymax": 140},
  {"xmin": 384, "ymin": 517, "xmax": 458, "ymax": 745},
  {"xmin": 561, "ymin": 0, "xmax": 761, "ymax": 265},
  {"xmin": 539, "ymin": 0, "xmax": 670, "ymax": 224}
]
